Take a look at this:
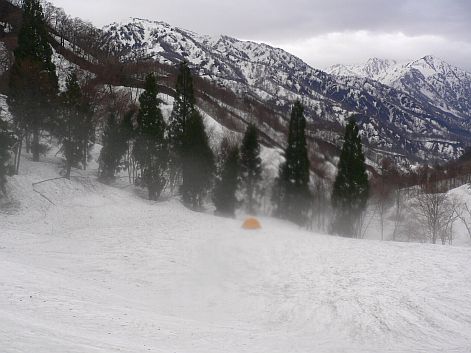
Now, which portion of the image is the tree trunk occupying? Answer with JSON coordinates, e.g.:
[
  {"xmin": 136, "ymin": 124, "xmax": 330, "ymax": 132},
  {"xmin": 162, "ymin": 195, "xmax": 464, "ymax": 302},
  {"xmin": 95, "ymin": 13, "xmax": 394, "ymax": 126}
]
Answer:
[
  {"xmin": 82, "ymin": 140, "xmax": 88, "ymax": 170},
  {"xmin": 148, "ymin": 188, "xmax": 155, "ymax": 201},
  {"xmin": 65, "ymin": 160, "xmax": 72, "ymax": 180},
  {"xmin": 247, "ymin": 182, "xmax": 254, "ymax": 214},
  {"xmin": 32, "ymin": 128, "xmax": 40, "ymax": 162},
  {"xmin": 25, "ymin": 130, "xmax": 31, "ymax": 154},
  {"xmin": 15, "ymin": 137, "xmax": 23, "ymax": 175}
]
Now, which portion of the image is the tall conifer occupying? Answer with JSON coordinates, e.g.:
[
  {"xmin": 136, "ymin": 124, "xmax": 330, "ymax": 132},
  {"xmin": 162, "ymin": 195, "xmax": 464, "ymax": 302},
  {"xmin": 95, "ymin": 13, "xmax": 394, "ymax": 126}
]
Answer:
[
  {"xmin": 181, "ymin": 110, "xmax": 214, "ymax": 209},
  {"xmin": 240, "ymin": 123, "xmax": 262, "ymax": 214},
  {"xmin": 168, "ymin": 61, "xmax": 195, "ymax": 187},
  {"xmin": 331, "ymin": 117, "xmax": 369, "ymax": 237},
  {"xmin": 133, "ymin": 73, "xmax": 168, "ymax": 200},
  {"xmin": 274, "ymin": 100, "xmax": 310, "ymax": 225},
  {"xmin": 57, "ymin": 73, "xmax": 86, "ymax": 179},
  {"xmin": 99, "ymin": 109, "xmax": 132, "ymax": 181},
  {"xmin": 8, "ymin": 0, "xmax": 58, "ymax": 163},
  {"xmin": 213, "ymin": 144, "xmax": 240, "ymax": 217}
]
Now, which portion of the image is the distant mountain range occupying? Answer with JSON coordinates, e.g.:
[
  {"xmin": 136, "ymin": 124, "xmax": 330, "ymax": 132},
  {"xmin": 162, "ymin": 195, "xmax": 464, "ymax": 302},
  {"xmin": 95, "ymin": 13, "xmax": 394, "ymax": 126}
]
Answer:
[
  {"xmin": 326, "ymin": 56, "xmax": 471, "ymax": 122},
  {"xmin": 103, "ymin": 18, "xmax": 471, "ymax": 163}
]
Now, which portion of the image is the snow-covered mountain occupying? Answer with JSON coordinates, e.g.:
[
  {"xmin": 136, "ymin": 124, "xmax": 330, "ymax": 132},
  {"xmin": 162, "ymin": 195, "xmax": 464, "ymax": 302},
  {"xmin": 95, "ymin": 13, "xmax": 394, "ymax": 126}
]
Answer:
[
  {"xmin": 328, "ymin": 58, "xmax": 398, "ymax": 80},
  {"xmin": 102, "ymin": 18, "xmax": 471, "ymax": 163},
  {"xmin": 327, "ymin": 56, "xmax": 471, "ymax": 122}
]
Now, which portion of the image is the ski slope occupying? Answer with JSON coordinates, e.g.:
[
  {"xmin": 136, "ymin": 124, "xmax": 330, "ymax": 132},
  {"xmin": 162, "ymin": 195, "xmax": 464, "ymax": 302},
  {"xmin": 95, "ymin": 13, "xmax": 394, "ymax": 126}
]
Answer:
[{"xmin": 1, "ymin": 155, "xmax": 471, "ymax": 353}]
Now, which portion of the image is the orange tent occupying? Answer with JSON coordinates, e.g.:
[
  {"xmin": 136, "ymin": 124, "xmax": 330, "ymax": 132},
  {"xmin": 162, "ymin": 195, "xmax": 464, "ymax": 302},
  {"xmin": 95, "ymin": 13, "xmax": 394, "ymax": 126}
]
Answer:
[{"xmin": 242, "ymin": 217, "xmax": 262, "ymax": 230}]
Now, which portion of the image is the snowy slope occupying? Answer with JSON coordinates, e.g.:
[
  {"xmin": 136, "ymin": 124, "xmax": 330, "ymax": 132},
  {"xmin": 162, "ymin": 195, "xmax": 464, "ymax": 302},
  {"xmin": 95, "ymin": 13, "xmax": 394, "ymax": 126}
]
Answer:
[
  {"xmin": 102, "ymin": 19, "xmax": 471, "ymax": 162},
  {"xmin": 51, "ymin": 48, "xmax": 96, "ymax": 91},
  {"xmin": 2, "ymin": 153, "xmax": 471, "ymax": 352}
]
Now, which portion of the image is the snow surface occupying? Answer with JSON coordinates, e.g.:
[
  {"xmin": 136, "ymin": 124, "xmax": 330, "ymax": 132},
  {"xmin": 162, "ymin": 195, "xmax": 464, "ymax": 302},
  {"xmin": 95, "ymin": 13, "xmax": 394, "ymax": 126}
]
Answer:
[{"xmin": 1, "ymin": 152, "xmax": 471, "ymax": 353}]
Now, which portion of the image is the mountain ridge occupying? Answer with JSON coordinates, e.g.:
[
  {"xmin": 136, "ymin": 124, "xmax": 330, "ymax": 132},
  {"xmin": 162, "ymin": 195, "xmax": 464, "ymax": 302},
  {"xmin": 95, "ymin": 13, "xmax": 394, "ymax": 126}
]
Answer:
[{"xmin": 326, "ymin": 55, "xmax": 471, "ymax": 121}]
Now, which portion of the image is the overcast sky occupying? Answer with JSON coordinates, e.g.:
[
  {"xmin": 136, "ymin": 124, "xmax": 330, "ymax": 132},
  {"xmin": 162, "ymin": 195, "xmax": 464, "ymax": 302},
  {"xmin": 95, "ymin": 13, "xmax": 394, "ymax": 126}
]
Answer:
[{"xmin": 48, "ymin": 0, "xmax": 471, "ymax": 71}]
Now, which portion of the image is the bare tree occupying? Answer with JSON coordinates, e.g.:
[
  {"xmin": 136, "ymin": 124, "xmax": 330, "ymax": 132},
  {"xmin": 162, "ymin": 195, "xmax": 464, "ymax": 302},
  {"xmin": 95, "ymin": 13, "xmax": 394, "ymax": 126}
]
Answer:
[
  {"xmin": 373, "ymin": 158, "xmax": 398, "ymax": 240},
  {"xmin": 356, "ymin": 199, "xmax": 377, "ymax": 239},
  {"xmin": 455, "ymin": 201, "xmax": 471, "ymax": 241},
  {"xmin": 413, "ymin": 189, "xmax": 459, "ymax": 244},
  {"xmin": 391, "ymin": 188, "xmax": 405, "ymax": 241},
  {"xmin": 309, "ymin": 176, "xmax": 330, "ymax": 233}
]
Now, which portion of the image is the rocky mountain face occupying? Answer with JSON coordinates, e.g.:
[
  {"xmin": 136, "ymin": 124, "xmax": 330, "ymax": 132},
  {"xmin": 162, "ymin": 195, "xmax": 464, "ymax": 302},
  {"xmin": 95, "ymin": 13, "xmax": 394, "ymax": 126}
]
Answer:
[
  {"xmin": 327, "ymin": 56, "xmax": 471, "ymax": 129},
  {"xmin": 103, "ymin": 18, "xmax": 471, "ymax": 163}
]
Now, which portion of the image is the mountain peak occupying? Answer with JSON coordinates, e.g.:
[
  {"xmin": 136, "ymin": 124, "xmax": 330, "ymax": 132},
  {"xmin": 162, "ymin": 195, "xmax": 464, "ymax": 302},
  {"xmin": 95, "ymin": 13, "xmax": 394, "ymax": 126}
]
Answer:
[
  {"xmin": 361, "ymin": 58, "xmax": 397, "ymax": 78},
  {"xmin": 407, "ymin": 55, "xmax": 459, "ymax": 78},
  {"xmin": 365, "ymin": 57, "xmax": 397, "ymax": 65},
  {"xmin": 325, "ymin": 58, "xmax": 398, "ymax": 80},
  {"xmin": 416, "ymin": 54, "xmax": 445, "ymax": 66}
]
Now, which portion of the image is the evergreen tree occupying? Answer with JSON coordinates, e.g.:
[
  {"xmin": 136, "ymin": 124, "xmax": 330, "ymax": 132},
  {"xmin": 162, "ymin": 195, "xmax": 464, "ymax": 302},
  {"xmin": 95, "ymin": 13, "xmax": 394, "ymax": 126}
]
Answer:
[
  {"xmin": 331, "ymin": 117, "xmax": 369, "ymax": 237},
  {"xmin": 274, "ymin": 100, "xmax": 311, "ymax": 225},
  {"xmin": 133, "ymin": 73, "xmax": 168, "ymax": 201},
  {"xmin": 181, "ymin": 110, "xmax": 214, "ymax": 209},
  {"xmin": 240, "ymin": 123, "xmax": 262, "ymax": 214},
  {"xmin": 0, "ymin": 117, "xmax": 15, "ymax": 196},
  {"xmin": 168, "ymin": 61, "xmax": 195, "ymax": 188},
  {"xmin": 99, "ymin": 109, "xmax": 132, "ymax": 181},
  {"xmin": 8, "ymin": 0, "xmax": 58, "ymax": 163},
  {"xmin": 213, "ymin": 143, "xmax": 240, "ymax": 217},
  {"xmin": 56, "ymin": 73, "xmax": 90, "ymax": 179}
]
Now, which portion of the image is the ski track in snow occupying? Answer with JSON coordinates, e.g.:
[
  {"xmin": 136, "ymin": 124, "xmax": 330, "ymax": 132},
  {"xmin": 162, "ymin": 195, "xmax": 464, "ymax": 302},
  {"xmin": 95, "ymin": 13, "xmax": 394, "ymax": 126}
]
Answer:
[{"xmin": 1, "ymin": 156, "xmax": 471, "ymax": 353}]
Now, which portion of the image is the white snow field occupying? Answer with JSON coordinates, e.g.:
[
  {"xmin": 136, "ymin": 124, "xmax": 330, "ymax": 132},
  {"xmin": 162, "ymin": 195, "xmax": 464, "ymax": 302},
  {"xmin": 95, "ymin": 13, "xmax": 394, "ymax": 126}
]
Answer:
[{"xmin": 1, "ymin": 155, "xmax": 471, "ymax": 353}]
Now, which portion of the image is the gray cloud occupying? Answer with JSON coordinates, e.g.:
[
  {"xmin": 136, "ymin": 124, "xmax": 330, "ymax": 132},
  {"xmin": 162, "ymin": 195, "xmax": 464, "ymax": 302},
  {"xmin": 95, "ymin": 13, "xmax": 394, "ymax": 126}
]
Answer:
[
  {"xmin": 272, "ymin": 31, "xmax": 471, "ymax": 71},
  {"xmin": 48, "ymin": 0, "xmax": 471, "ymax": 70}
]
